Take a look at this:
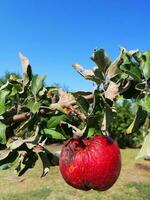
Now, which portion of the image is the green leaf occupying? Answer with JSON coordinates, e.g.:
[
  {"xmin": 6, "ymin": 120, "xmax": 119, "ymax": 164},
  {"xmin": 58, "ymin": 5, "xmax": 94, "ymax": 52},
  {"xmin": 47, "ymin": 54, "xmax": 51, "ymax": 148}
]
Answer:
[
  {"xmin": 15, "ymin": 115, "xmax": 37, "ymax": 136},
  {"xmin": 0, "ymin": 81, "xmax": 10, "ymax": 91},
  {"xmin": 120, "ymin": 62, "xmax": 142, "ymax": 82},
  {"xmin": 26, "ymin": 100, "xmax": 41, "ymax": 114},
  {"xmin": 0, "ymin": 102, "xmax": 5, "ymax": 116},
  {"xmin": 31, "ymin": 75, "xmax": 46, "ymax": 96},
  {"xmin": 43, "ymin": 129, "xmax": 65, "ymax": 140},
  {"xmin": 137, "ymin": 51, "xmax": 150, "ymax": 79},
  {"xmin": 102, "ymin": 102, "xmax": 116, "ymax": 132},
  {"xmin": 120, "ymin": 54, "xmax": 142, "ymax": 82},
  {"xmin": 0, "ymin": 90, "xmax": 10, "ymax": 115},
  {"xmin": 87, "ymin": 128, "xmax": 95, "ymax": 138},
  {"xmin": 136, "ymin": 132, "xmax": 150, "ymax": 160},
  {"xmin": 126, "ymin": 106, "xmax": 147, "ymax": 134},
  {"xmin": 138, "ymin": 95, "xmax": 150, "ymax": 114},
  {"xmin": 144, "ymin": 95, "xmax": 150, "ymax": 113},
  {"xmin": 47, "ymin": 115, "xmax": 68, "ymax": 129},
  {"xmin": 0, "ymin": 122, "xmax": 6, "ymax": 144},
  {"xmin": 90, "ymin": 90, "xmax": 104, "ymax": 115},
  {"xmin": 9, "ymin": 86, "xmax": 17, "ymax": 97},
  {"xmin": 76, "ymin": 96, "xmax": 89, "ymax": 114},
  {"xmin": 107, "ymin": 54, "xmax": 121, "ymax": 79},
  {"xmin": 23, "ymin": 125, "xmax": 40, "ymax": 144}
]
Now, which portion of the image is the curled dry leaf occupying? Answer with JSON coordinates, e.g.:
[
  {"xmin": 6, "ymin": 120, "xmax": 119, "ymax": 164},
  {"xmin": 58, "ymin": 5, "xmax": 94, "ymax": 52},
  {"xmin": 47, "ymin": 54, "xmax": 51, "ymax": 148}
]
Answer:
[
  {"xmin": 90, "ymin": 48, "xmax": 111, "ymax": 72},
  {"xmin": 104, "ymin": 81, "xmax": 119, "ymax": 101},
  {"xmin": 19, "ymin": 52, "xmax": 32, "ymax": 87},
  {"xmin": 49, "ymin": 88, "xmax": 76, "ymax": 113},
  {"xmin": 72, "ymin": 64, "xmax": 94, "ymax": 77},
  {"xmin": 19, "ymin": 52, "xmax": 30, "ymax": 68},
  {"xmin": 58, "ymin": 88, "xmax": 75, "ymax": 106}
]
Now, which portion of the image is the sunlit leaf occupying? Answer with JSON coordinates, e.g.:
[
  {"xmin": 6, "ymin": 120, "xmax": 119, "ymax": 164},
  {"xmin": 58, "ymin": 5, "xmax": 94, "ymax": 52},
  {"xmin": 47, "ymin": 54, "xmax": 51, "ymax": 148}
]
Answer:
[
  {"xmin": 107, "ymin": 54, "xmax": 122, "ymax": 79},
  {"xmin": 138, "ymin": 95, "xmax": 150, "ymax": 114},
  {"xmin": 0, "ymin": 90, "xmax": 10, "ymax": 115},
  {"xmin": 19, "ymin": 52, "xmax": 32, "ymax": 86},
  {"xmin": 144, "ymin": 95, "xmax": 150, "ymax": 113},
  {"xmin": 31, "ymin": 75, "xmax": 46, "ymax": 96},
  {"xmin": 26, "ymin": 100, "xmax": 41, "ymax": 114},
  {"xmin": 126, "ymin": 106, "xmax": 147, "ymax": 134},
  {"xmin": 7, "ymin": 138, "xmax": 24, "ymax": 150},
  {"xmin": 72, "ymin": 64, "xmax": 102, "ymax": 83},
  {"xmin": 136, "ymin": 132, "xmax": 150, "ymax": 160},
  {"xmin": 47, "ymin": 115, "xmax": 68, "ymax": 129},
  {"xmin": 0, "ymin": 81, "xmax": 10, "ymax": 91},
  {"xmin": 119, "ymin": 53, "xmax": 142, "ymax": 82},
  {"xmin": 140, "ymin": 51, "xmax": 150, "ymax": 79},
  {"xmin": 0, "ymin": 122, "xmax": 6, "ymax": 144},
  {"xmin": 87, "ymin": 128, "xmax": 95, "ymax": 138},
  {"xmin": 43, "ymin": 129, "xmax": 65, "ymax": 140}
]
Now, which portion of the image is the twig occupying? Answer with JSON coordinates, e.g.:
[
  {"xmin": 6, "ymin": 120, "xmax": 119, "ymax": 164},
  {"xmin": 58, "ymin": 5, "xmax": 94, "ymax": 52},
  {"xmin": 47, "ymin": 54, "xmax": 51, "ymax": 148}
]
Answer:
[
  {"xmin": 0, "ymin": 112, "xmax": 31, "ymax": 125},
  {"xmin": 0, "ymin": 94, "xmax": 94, "ymax": 125}
]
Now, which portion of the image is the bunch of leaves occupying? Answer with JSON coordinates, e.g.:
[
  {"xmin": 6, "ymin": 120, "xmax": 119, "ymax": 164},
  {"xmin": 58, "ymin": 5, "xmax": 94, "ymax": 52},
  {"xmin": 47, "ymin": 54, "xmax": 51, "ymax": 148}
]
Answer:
[
  {"xmin": 72, "ymin": 47, "xmax": 150, "ymax": 159},
  {"xmin": 0, "ymin": 49, "xmax": 119, "ymax": 176},
  {"xmin": 1, "ymin": 46, "xmax": 150, "ymax": 177},
  {"xmin": 0, "ymin": 53, "xmax": 81, "ymax": 176},
  {"xmin": 109, "ymin": 100, "xmax": 143, "ymax": 148}
]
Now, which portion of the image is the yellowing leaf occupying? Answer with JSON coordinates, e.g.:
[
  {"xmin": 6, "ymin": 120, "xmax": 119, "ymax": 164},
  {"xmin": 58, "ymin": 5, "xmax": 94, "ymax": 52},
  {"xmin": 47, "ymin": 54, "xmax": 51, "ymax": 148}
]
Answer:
[{"xmin": 136, "ymin": 132, "xmax": 150, "ymax": 160}]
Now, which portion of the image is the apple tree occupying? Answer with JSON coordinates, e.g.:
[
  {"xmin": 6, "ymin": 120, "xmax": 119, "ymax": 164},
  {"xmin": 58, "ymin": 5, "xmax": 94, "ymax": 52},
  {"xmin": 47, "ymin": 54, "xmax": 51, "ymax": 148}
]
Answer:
[{"xmin": 0, "ymin": 47, "xmax": 149, "ymax": 189}]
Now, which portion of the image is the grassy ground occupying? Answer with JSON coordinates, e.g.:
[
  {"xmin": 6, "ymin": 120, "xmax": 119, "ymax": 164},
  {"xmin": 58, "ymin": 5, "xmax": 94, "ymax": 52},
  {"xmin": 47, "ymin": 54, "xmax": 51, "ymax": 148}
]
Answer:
[{"xmin": 0, "ymin": 145, "xmax": 150, "ymax": 200}]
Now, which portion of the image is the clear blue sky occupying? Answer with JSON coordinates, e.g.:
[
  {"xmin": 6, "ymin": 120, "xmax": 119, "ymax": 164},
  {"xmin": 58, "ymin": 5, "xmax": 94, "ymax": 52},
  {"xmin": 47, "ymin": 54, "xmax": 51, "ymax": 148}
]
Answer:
[{"xmin": 0, "ymin": 0, "xmax": 150, "ymax": 91}]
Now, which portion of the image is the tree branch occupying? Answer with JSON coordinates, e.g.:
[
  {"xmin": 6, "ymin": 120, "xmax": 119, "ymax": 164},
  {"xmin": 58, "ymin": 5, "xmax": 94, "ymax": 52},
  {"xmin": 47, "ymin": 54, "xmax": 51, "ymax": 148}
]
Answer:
[
  {"xmin": 0, "ymin": 112, "xmax": 31, "ymax": 125},
  {"xmin": 0, "ymin": 93, "xmax": 94, "ymax": 125}
]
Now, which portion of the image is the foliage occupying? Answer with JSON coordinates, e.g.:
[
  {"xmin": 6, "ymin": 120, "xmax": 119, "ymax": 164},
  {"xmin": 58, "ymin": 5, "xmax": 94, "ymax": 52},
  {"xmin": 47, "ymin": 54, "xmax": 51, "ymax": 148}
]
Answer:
[
  {"xmin": 109, "ymin": 100, "xmax": 143, "ymax": 148},
  {"xmin": 0, "ymin": 47, "xmax": 150, "ymax": 176},
  {"xmin": 0, "ymin": 72, "xmax": 21, "ymax": 86}
]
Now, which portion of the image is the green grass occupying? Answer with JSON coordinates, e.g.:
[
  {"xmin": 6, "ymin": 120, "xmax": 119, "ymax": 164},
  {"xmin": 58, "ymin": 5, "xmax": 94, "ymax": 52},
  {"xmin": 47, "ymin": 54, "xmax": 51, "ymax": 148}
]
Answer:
[
  {"xmin": 0, "ymin": 187, "xmax": 51, "ymax": 200},
  {"xmin": 0, "ymin": 146, "xmax": 150, "ymax": 200}
]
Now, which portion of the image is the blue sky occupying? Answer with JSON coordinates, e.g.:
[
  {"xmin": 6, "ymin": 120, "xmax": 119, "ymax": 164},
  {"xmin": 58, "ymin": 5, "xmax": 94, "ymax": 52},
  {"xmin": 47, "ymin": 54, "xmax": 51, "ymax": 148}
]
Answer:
[{"xmin": 0, "ymin": 0, "xmax": 150, "ymax": 91}]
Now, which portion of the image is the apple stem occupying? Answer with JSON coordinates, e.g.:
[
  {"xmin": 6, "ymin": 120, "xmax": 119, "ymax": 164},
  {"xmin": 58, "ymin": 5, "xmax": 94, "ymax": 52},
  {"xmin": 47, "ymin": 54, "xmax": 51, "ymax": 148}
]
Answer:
[{"xmin": 60, "ymin": 121, "xmax": 86, "ymax": 139}]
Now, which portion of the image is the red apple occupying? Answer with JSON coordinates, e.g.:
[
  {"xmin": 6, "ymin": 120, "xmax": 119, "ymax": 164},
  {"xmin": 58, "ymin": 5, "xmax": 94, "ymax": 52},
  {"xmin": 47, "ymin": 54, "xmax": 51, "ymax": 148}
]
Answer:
[{"xmin": 59, "ymin": 135, "xmax": 121, "ymax": 191}]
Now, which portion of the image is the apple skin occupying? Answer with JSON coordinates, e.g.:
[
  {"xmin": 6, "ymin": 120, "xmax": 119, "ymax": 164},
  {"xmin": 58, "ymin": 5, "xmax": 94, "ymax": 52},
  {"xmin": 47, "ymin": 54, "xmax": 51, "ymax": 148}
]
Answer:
[{"xmin": 59, "ymin": 135, "xmax": 121, "ymax": 191}]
